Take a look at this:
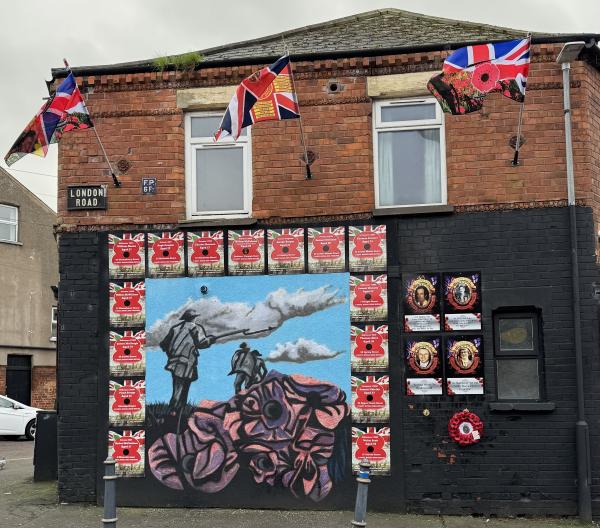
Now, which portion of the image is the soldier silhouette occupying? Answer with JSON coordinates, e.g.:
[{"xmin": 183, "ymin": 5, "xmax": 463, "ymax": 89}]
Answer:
[
  {"xmin": 229, "ymin": 342, "xmax": 267, "ymax": 393},
  {"xmin": 159, "ymin": 309, "xmax": 216, "ymax": 415}
]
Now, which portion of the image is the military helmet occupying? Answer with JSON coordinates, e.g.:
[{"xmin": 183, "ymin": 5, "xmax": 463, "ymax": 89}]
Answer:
[{"xmin": 180, "ymin": 309, "xmax": 199, "ymax": 321}]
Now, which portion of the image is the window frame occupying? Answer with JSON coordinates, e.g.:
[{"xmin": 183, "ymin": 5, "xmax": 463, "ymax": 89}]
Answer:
[
  {"xmin": 0, "ymin": 203, "xmax": 19, "ymax": 243},
  {"xmin": 50, "ymin": 306, "xmax": 58, "ymax": 342},
  {"xmin": 185, "ymin": 111, "xmax": 252, "ymax": 219},
  {"xmin": 373, "ymin": 97, "xmax": 447, "ymax": 209},
  {"xmin": 493, "ymin": 310, "xmax": 545, "ymax": 402}
]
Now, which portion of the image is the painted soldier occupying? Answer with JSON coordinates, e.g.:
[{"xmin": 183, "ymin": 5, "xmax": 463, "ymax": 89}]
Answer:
[
  {"xmin": 229, "ymin": 342, "xmax": 267, "ymax": 393},
  {"xmin": 159, "ymin": 309, "xmax": 216, "ymax": 415}
]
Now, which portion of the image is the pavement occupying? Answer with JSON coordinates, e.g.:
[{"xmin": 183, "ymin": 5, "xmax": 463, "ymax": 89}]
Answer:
[{"xmin": 0, "ymin": 438, "xmax": 596, "ymax": 528}]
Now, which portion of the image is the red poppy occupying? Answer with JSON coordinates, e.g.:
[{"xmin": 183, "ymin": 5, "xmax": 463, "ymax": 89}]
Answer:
[{"xmin": 472, "ymin": 63, "xmax": 500, "ymax": 93}]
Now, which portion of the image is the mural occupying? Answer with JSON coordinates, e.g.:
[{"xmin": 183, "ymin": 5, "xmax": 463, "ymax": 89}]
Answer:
[{"xmin": 144, "ymin": 274, "xmax": 351, "ymax": 501}]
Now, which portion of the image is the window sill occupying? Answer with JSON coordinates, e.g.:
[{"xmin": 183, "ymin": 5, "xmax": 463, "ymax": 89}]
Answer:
[
  {"xmin": 373, "ymin": 205, "xmax": 454, "ymax": 216},
  {"xmin": 179, "ymin": 217, "xmax": 257, "ymax": 228},
  {"xmin": 0, "ymin": 240, "xmax": 22, "ymax": 246},
  {"xmin": 489, "ymin": 401, "xmax": 556, "ymax": 413}
]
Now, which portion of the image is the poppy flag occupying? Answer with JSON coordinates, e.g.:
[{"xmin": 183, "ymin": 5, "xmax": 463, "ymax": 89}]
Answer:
[
  {"xmin": 5, "ymin": 73, "xmax": 93, "ymax": 166},
  {"xmin": 427, "ymin": 37, "xmax": 531, "ymax": 115},
  {"xmin": 214, "ymin": 55, "xmax": 299, "ymax": 141}
]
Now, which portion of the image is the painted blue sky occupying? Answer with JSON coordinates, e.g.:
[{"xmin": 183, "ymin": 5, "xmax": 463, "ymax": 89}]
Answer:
[{"xmin": 145, "ymin": 273, "xmax": 350, "ymax": 404}]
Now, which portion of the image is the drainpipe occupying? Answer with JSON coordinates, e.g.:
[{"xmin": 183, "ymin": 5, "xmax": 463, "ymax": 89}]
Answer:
[{"xmin": 557, "ymin": 41, "xmax": 592, "ymax": 522}]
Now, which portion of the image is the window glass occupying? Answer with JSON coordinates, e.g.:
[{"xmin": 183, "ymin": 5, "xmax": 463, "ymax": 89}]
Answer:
[
  {"xmin": 0, "ymin": 397, "xmax": 13, "ymax": 408},
  {"xmin": 378, "ymin": 128, "xmax": 441, "ymax": 206},
  {"xmin": 0, "ymin": 205, "xmax": 17, "ymax": 222},
  {"xmin": 375, "ymin": 99, "xmax": 444, "ymax": 208},
  {"xmin": 51, "ymin": 307, "xmax": 57, "ymax": 341},
  {"xmin": 187, "ymin": 113, "xmax": 251, "ymax": 217},
  {"xmin": 195, "ymin": 147, "xmax": 244, "ymax": 212},
  {"xmin": 496, "ymin": 359, "xmax": 540, "ymax": 400},
  {"xmin": 0, "ymin": 223, "xmax": 17, "ymax": 242},
  {"xmin": 381, "ymin": 103, "xmax": 436, "ymax": 122},
  {"xmin": 499, "ymin": 318, "xmax": 534, "ymax": 351},
  {"xmin": 191, "ymin": 116, "xmax": 246, "ymax": 138}
]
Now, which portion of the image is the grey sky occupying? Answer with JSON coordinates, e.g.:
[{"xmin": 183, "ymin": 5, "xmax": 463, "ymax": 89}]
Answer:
[{"xmin": 0, "ymin": 0, "xmax": 597, "ymax": 211}]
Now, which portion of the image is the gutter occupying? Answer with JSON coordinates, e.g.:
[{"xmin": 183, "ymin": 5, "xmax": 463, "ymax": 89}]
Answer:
[{"xmin": 51, "ymin": 34, "xmax": 600, "ymax": 80}]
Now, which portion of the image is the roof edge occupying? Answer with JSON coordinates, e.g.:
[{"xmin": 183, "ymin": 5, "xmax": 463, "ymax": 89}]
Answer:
[
  {"xmin": 172, "ymin": 8, "xmax": 530, "ymax": 62},
  {"xmin": 51, "ymin": 34, "xmax": 600, "ymax": 80},
  {"xmin": 0, "ymin": 167, "xmax": 57, "ymax": 217}
]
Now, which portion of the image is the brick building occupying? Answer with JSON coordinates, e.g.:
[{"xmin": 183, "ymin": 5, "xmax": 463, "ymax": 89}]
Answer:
[
  {"xmin": 54, "ymin": 9, "xmax": 600, "ymax": 519},
  {"xmin": 0, "ymin": 168, "xmax": 57, "ymax": 410}
]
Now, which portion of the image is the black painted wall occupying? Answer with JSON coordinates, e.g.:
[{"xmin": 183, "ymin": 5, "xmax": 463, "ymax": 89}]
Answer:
[
  {"xmin": 391, "ymin": 207, "xmax": 599, "ymax": 517},
  {"xmin": 56, "ymin": 206, "xmax": 600, "ymax": 516},
  {"xmin": 57, "ymin": 232, "xmax": 102, "ymax": 502}
]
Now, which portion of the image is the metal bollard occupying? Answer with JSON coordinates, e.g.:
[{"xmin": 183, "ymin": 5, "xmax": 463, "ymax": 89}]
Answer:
[
  {"xmin": 351, "ymin": 459, "xmax": 371, "ymax": 527},
  {"xmin": 102, "ymin": 457, "xmax": 118, "ymax": 528}
]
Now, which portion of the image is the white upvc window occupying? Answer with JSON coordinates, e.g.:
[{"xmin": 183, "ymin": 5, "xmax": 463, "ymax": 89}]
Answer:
[
  {"xmin": 373, "ymin": 98, "xmax": 447, "ymax": 208},
  {"xmin": 50, "ymin": 306, "xmax": 58, "ymax": 342},
  {"xmin": 185, "ymin": 112, "xmax": 252, "ymax": 219},
  {"xmin": 0, "ymin": 204, "xmax": 18, "ymax": 243}
]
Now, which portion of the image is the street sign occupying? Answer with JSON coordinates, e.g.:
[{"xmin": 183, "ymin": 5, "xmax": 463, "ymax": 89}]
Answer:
[
  {"xmin": 67, "ymin": 185, "xmax": 108, "ymax": 210},
  {"xmin": 142, "ymin": 178, "xmax": 157, "ymax": 195}
]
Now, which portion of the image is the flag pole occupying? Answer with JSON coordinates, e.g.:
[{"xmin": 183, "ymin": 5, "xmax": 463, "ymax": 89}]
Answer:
[
  {"xmin": 281, "ymin": 37, "xmax": 312, "ymax": 179},
  {"xmin": 511, "ymin": 33, "xmax": 532, "ymax": 166},
  {"xmin": 63, "ymin": 59, "xmax": 121, "ymax": 187}
]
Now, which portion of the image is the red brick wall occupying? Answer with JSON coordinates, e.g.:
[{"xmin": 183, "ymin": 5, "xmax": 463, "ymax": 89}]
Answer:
[
  {"xmin": 0, "ymin": 366, "xmax": 5, "ymax": 396},
  {"xmin": 56, "ymin": 44, "xmax": 596, "ymax": 228},
  {"xmin": 31, "ymin": 366, "xmax": 56, "ymax": 409},
  {"xmin": 446, "ymin": 58, "xmax": 590, "ymax": 206},
  {"xmin": 582, "ymin": 62, "xmax": 600, "ymax": 258}
]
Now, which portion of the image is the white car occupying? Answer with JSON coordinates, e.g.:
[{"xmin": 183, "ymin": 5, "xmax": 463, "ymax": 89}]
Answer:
[{"xmin": 0, "ymin": 395, "xmax": 39, "ymax": 440}]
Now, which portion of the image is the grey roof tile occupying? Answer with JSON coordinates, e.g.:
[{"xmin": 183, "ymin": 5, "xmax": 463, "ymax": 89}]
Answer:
[{"xmin": 56, "ymin": 8, "xmax": 589, "ymax": 76}]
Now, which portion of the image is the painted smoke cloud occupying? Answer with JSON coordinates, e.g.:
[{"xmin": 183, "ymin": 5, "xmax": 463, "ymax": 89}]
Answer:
[
  {"xmin": 146, "ymin": 285, "xmax": 345, "ymax": 347},
  {"xmin": 267, "ymin": 338, "xmax": 342, "ymax": 363}
]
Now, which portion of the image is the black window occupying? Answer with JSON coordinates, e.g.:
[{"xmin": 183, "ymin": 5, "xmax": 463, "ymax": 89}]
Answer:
[{"xmin": 493, "ymin": 310, "xmax": 543, "ymax": 401}]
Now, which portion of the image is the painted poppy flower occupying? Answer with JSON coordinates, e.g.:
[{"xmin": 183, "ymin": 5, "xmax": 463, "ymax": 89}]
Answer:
[
  {"xmin": 280, "ymin": 427, "xmax": 335, "ymax": 501},
  {"xmin": 283, "ymin": 373, "xmax": 350, "ymax": 430},
  {"xmin": 148, "ymin": 409, "xmax": 239, "ymax": 493},
  {"xmin": 149, "ymin": 370, "xmax": 348, "ymax": 502},
  {"xmin": 224, "ymin": 371, "xmax": 297, "ymax": 450},
  {"xmin": 248, "ymin": 450, "xmax": 280, "ymax": 486},
  {"xmin": 472, "ymin": 63, "xmax": 500, "ymax": 93}
]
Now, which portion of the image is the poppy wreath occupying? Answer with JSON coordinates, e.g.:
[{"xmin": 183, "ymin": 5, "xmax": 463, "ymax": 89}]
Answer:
[{"xmin": 448, "ymin": 409, "xmax": 484, "ymax": 446}]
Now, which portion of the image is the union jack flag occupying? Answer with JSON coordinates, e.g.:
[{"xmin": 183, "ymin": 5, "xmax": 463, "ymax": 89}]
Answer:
[
  {"xmin": 5, "ymin": 73, "xmax": 93, "ymax": 166},
  {"xmin": 428, "ymin": 37, "xmax": 531, "ymax": 115},
  {"xmin": 214, "ymin": 55, "xmax": 299, "ymax": 141}
]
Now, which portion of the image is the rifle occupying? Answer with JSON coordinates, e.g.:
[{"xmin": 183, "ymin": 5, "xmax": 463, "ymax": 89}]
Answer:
[{"xmin": 196, "ymin": 324, "xmax": 277, "ymax": 343}]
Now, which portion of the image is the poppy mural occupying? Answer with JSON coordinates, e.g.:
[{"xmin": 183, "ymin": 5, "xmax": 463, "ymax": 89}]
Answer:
[{"xmin": 144, "ymin": 274, "xmax": 351, "ymax": 502}]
